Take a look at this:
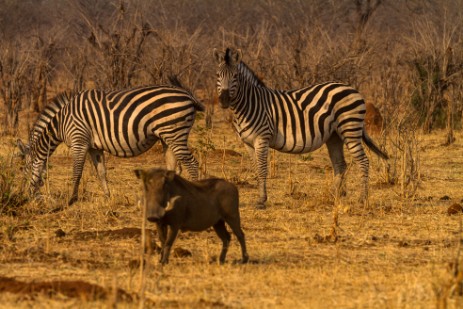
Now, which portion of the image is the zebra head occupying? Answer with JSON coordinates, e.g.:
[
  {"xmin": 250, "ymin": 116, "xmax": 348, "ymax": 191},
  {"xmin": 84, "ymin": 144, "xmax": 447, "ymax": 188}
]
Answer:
[
  {"xmin": 17, "ymin": 138, "xmax": 45, "ymax": 196},
  {"xmin": 213, "ymin": 47, "xmax": 242, "ymax": 108}
]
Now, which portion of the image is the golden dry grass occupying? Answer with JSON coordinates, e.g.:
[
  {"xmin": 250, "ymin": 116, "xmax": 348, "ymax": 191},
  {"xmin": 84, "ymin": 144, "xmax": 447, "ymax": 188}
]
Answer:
[{"xmin": 1, "ymin": 109, "xmax": 463, "ymax": 308}]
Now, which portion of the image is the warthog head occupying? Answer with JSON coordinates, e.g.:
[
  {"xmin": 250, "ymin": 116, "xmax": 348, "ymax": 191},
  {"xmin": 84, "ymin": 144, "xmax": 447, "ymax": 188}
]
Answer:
[{"xmin": 135, "ymin": 168, "xmax": 177, "ymax": 222}]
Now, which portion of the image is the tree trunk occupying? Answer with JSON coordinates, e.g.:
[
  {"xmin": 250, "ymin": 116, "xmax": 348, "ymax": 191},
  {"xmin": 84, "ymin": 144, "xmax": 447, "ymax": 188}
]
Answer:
[{"xmin": 444, "ymin": 91, "xmax": 455, "ymax": 145}]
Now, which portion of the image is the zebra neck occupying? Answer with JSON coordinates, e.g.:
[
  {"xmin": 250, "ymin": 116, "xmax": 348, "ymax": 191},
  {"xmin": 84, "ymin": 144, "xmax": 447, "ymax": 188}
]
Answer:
[
  {"xmin": 33, "ymin": 133, "xmax": 60, "ymax": 161},
  {"xmin": 31, "ymin": 115, "xmax": 63, "ymax": 161},
  {"xmin": 229, "ymin": 81, "xmax": 272, "ymax": 139},
  {"xmin": 237, "ymin": 62, "xmax": 265, "ymax": 87}
]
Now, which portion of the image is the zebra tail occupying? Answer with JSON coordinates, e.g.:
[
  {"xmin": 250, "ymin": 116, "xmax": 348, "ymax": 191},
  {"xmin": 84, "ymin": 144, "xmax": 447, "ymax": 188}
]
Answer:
[
  {"xmin": 168, "ymin": 75, "xmax": 205, "ymax": 112},
  {"xmin": 362, "ymin": 131, "xmax": 389, "ymax": 160}
]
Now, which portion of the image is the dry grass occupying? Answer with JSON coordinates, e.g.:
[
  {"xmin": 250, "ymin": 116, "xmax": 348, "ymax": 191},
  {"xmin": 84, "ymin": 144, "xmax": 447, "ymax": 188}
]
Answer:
[{"xmin": 1, "ymin": 109, "xmax": 463, "ymax": 308}]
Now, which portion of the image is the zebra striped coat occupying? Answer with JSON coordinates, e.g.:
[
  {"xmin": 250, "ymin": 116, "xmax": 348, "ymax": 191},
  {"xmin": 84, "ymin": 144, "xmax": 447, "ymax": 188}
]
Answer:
[
  {"xmin": 18, "ymin": 81, "xmax": 204, "ymax": 205},
  {"xmin": 213, "ymin": 48, "xmax": 388, "ymax": 208}
]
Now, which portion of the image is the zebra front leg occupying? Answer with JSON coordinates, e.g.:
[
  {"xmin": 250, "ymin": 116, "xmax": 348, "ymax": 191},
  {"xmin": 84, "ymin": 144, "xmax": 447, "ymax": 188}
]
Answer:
[
  {"xmin": 253, "ymin": 138, "xmax": 270, "ymax": 209},
  {"xmin": 69, "ymin": 146, "xmax": 89, "ymax": 206},
  {"xmin": 244, "ymin": 143, "xmax": 266, "ymax": 208},
  {"xmin": 88, "ymin": 148, "xmax": 110, "ymax": 198}
]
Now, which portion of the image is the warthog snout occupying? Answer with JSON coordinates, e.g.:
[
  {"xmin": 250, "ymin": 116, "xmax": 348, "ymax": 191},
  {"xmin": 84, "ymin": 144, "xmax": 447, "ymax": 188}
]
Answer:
[{"xmin": 146, "ymin": 204, "xmax": 166, "ymax": 222}]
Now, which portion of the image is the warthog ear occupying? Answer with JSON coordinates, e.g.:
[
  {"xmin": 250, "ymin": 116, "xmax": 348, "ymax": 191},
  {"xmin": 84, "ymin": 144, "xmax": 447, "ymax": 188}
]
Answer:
[
  {"xmin": 134, "ymin": 169, "xmax": 145, "ymax": 180},
  {"xmin": 165, "ymin": 170, "xmax": 176, "ymax": 182}
]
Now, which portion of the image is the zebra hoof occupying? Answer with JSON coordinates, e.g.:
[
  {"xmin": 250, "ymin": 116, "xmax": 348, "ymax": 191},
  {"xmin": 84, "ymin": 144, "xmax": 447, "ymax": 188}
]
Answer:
[
  {"xmin": 68, "ymin": 196, "xmax": 78, "ymax": 206},
  {"xmin": 255, "ymin": 203, "xmax": 266, "ymax": 210}
]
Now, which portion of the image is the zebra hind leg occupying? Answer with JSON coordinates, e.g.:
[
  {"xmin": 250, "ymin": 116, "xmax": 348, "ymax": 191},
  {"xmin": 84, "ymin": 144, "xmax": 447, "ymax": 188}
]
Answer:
[
  {"xmin": 343, "ymin": 137, "xmax": 370, "ymax": 207},
  {"xmin": 88, "ymin": 148, "xmax": 110, "ymax": 198},
  {"xmin": 326, "ymin": 134, "xmax": 347, "ymax": 202},
  {"xmin": 166, "ymin": 142, "xmax": 199, "ymax": 180}
]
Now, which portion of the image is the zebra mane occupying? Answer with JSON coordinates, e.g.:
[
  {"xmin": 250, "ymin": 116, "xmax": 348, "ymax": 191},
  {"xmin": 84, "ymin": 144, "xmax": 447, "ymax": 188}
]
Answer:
[
  {"xmin": 30, "ymin": 92, "xmax": 71, "ymax": 141},
  {"xmin": 237, "ymin": 61, "xmax": 267, "ymax": 88}
]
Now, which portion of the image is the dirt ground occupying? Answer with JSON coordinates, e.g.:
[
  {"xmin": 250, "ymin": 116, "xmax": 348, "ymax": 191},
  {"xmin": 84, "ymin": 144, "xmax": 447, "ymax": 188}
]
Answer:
[{"xmin": 1, "ymin": 109, "xmax": 463, "ymax": 308}]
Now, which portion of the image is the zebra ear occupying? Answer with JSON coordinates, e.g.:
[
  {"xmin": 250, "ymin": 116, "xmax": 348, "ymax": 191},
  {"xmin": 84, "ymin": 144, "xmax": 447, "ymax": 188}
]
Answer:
[
  {"xmin": 235, "ymin": 49, "xmax": 242, "ymax": 63},
  {"xmin": 16, "ymin": 139, "xmax": 30, "ymax": 156},
  {"xmin": 213, "ymin": 48, "xmax": 224, "ymax": 63}
]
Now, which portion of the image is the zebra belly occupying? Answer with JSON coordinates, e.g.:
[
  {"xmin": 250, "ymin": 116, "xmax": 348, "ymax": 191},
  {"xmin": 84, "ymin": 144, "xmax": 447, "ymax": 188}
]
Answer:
[
  {"xmin": 270, "ymin": 132, "xmax": 330, "ymax": 154},
  {"xmin": 92, "ymin": 133, "xmax": 158, "ymax": 157}
]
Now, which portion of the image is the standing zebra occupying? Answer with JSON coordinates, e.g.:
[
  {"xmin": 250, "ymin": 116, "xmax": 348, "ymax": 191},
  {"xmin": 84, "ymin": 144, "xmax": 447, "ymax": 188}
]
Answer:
[
  {"xmin": 213, "ymin": 48, "xmax": 388, "ymax": 209},
  {"xmin": 17, "ymin": 78, "xmax": 204, "ymax": 205}
]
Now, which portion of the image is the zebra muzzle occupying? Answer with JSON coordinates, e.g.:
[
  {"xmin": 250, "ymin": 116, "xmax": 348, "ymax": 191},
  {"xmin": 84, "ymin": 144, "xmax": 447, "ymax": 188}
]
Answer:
[{"xmin": 219, "ymin": 90, "xmax": 230, "ymax": 108}]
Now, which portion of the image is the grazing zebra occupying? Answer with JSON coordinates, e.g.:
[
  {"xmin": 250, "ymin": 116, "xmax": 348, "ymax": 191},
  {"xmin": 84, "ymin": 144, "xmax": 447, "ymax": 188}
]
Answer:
[
  {"xmin": 213, "ymin": 48, "xmax": 388, "ymax": 209},
  {"xmin": 17, "ymin": 78, "xmax": 204, "ymax": 205}
]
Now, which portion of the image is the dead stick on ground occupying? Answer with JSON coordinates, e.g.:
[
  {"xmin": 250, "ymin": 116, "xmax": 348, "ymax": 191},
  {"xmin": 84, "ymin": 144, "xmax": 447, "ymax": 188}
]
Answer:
[
  {"xmin": 221, "ymin": 136, "xmax": 226, "ymax": 179},
  {"xmin": 139, "ymin": 199, "xmax": 148, "ymax": 308}
]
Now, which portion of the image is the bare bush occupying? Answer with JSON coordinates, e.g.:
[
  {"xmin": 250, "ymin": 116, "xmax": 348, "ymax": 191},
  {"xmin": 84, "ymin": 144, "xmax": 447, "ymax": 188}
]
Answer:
[
  {"xmin": 0, "ymin": 42, "xmax": 31, "ymax": 134},
  {"xmin": 407, "ymin": 2, "xmax": 463, "ymax": 138},
  {"xmin": 70, "ymin": 0, "xmax": 154, "ymax": 89}
]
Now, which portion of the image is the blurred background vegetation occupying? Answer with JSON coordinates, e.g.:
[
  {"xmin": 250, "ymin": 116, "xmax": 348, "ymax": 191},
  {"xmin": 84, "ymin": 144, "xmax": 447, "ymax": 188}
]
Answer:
[{"xmin": 0, "ymin": 0, "xmax": 462, "ymax": 143}]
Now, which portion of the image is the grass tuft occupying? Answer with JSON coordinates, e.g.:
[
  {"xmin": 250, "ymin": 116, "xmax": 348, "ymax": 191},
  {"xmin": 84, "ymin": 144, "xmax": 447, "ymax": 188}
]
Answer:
[{"xmin": 0, "ymin": 155, "xmax": 28, "ymax": 214}]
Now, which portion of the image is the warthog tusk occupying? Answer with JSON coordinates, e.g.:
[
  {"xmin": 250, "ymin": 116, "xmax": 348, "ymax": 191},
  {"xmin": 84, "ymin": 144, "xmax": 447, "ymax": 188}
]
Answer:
[{"xmin": 166, "ymin": 195, "xmax": 181, "ymax": 211}]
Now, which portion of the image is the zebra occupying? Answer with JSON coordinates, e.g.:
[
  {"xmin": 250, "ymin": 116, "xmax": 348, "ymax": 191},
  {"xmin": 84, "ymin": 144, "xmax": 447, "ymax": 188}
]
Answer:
[
  {"xmin": 17, "ymin": 77, "xmax": 204, "ymax": 206},
  {"xmin": 213, "ymin": 47, "xmax": 388, "ymax": 209}
]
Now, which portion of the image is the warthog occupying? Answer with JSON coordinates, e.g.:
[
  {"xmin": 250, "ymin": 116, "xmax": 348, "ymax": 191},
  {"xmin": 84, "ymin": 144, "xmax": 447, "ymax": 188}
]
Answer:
[{"xmin": 134, "ymin": 168, "xmax": 249, "ymax": 265}]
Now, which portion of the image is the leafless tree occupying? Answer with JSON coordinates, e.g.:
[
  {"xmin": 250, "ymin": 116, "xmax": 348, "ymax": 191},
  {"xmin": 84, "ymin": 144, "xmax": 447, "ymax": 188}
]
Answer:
[{"xmin": 0, "ymin": 42, "xmax": 31, "ymax": 134}]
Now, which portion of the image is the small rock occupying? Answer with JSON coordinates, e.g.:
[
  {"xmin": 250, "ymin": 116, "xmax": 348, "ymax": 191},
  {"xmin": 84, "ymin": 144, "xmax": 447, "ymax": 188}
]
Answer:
[
  {"xmin": 447, "ymin": 203, "xmax": 463, "ymax": 215},
  {"xmin": 313, "ymin": 233, "xmax": 324, "ymax": 243},
  {"xmin": 128, "ymin": 259, "xmax": 144, "ymax": 270},
  {"xmin": 55, "ymin": 229, "xmax": 66, "ymax": 238},
  {"xmin": 173, "ymin": 247, "xmax": 192, "ymax": 258},
  {"xmin": 398, "ymin": 240, "xmax": 409, "ymax": 247}
]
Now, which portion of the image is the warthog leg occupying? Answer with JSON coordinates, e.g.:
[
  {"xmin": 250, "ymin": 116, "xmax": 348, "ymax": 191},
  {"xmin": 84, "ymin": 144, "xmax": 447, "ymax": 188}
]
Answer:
[
  {"xmin": 159, "ymin": 225, "xmax": 179, "ymax": 265},
  {"xmin": 225, "ymin": 218, "xmax": 249, "ymax": 264},
  {"xmin": 213, "ymin": 220, "xmax": 231, "ymax": 264}
]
